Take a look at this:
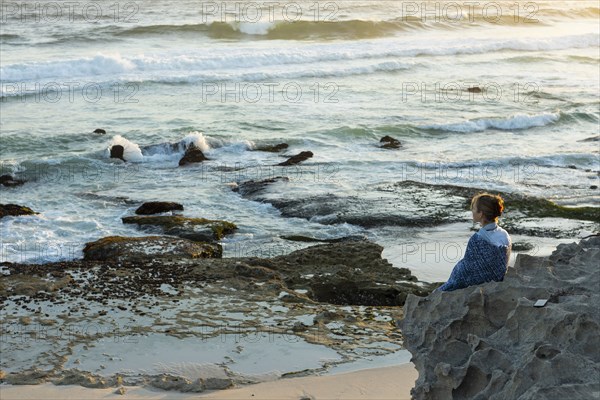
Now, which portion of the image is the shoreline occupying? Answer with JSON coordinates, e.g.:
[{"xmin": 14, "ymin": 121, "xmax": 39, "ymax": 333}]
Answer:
[{"xmin": 0, "ymin": 363, "xmax": 417, "ymax": 400}]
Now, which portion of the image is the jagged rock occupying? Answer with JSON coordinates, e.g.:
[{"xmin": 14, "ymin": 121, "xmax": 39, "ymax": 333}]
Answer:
[
  {"xmin": 82, "ymin": 236, "xmax": 222, "ymax": 262},
  {"xmin": 179, "ymin": 145, "xmax": 207, "ymax": 166},
  {"xmin": 278, "ymin": 151, "xmax": 313, "ymax": 166},
  {"xmin": 0, "ymin": 175, "xmax": 25, "ymax": 187},
  {"xmin": 400, "ymin": 236, "xmax": 600, "ymax": 400},
  {"xmin": 93, "ymin": 128, "xmax": 106, "ymax": 134},
  {"xmin": 122, "ymin": 215, "xmax": 236, "ymax": 241},
  {"xmin": 0, "ymin": 204, "xmax": 37, "ymax": 219},
  {"xmin": 255, "ymin": 143, "xmax": 289, "ymax": 152},
  {"xmin": 135, "ymin": 202, "xmax": 184, "ymax": 215},
  {"xmin": 379, "ymin": 135, "xmax": 401, "ymax": 149},
  {"xmin": 110, "ymin": 145, "xmax": 125, "ymax": 161}
]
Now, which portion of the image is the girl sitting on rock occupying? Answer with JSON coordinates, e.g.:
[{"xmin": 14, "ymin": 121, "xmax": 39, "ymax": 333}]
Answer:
[{"xmin": 437, "ymin": 193, "xmax": 511, "ymax": 291}]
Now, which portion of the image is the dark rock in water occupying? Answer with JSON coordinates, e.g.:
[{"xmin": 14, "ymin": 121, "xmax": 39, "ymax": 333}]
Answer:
[
  {"xmin": 379, "ymin": 135, "xmax": 402, "ymax": 149},
  {"xmin": 278, "ymin": 151, "xmax": 313, "ymax": 166},
  {"xmin": 567, "ymin": 165, "xmax": 577, "ymax": 169},
  {"xmin": 83, "ymin": 236, "xmax": 222, "ymax": 262},
  {"xmin": 0, "ymin": 175, "xmax": 25, "ymax": 187},
  {"xmin": 122, "ymin": 215, "xmax": 236, "ymax": 241},
  {"xmin": 93, "ymin": 128, "xmax": 106, "ymax": 134},
  {"xmin": 179, "ymin": 145, "xmax": 207, "ymax": 166},
  {"xmin": 591, "ymin": 185, "xmax": 598, "ymax": 190},
  {"xmin": 467, "ymin": 86, "xmax": 482, "ymax": 93},
  {"xmin": 0, "ymin": 204, "xmax": 38, "ymax": 219},
  {"xmin": 400, "ymin": 236, "xmax": 600, "ymax": 400},
  {"xmin": 135, "ymin": 202, "xmax": 184, "ymax": 215},
  {"xmin": 110, "ymin": 145, "xmax": 125, "ymax": 162},
  {"xmin": 281, "ymin": 235, "xmax": 365, "ymax": 243},
  {"xmin": 232, "ymin": 176, "xmax": 289, "ymax": 197},
  {"xmin": 255, "ymin": 143, "xmax": 289, "ymax": 152}
]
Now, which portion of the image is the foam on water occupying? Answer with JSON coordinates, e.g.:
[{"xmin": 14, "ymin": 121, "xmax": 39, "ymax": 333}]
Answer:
[{"xmin": 423, "ymin": 112, "xmax": 561, "ymax": 133}]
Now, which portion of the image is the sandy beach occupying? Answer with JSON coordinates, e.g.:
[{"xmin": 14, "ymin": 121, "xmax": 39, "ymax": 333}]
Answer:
[{"xmin": 0, "ymin": 363, "xmax": 417, "ymax": 400}]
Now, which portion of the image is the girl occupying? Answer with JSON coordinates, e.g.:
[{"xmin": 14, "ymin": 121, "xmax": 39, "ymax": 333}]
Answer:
[{"xmin": 437, "ymin": 193, "xmax": 511, "ymax": 292}]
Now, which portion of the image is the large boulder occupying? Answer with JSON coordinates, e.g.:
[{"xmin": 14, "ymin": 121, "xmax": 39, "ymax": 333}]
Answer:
[
  {"xmin": 179, "ymin": 145, "xmax": 207, "ymax": 166},
  {"xmin": 135, "ymin": 202, "xmax": 184, "ymax": 215},
  {"xmin": 0, "ymin": 204, "xmax": 37, "ymax": 219},
  {"xmin": 400, "ymin": 236, "xmax": 600, "ymax": 400},
  {"xmin": 0, "ymin": 175, "xmax": 26, "ymax": 187},
  {"xmin": 83, "ymin": 236, "xmax": 222, "ymax": 262},
  {"xmin": 109, "ymin": 145, "xmax": 125, "ymax": 161}
]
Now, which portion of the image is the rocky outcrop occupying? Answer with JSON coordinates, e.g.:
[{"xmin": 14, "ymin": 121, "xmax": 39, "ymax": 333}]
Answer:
[
  {"xmin": 82, "ymin": 236, "xmax": 222, "ymax": 262},
  {"xmin": 135, "ymin": 202, "xmax": 184, "ymax": 215},
  {"xmin": 0, "ymin": 204, "xmax": 37, "ymax": 219},
  {"xmin": 122, "ymin": 215, "xmax": 236, "ymax": 242},
  {"xmin": 255, "ymin": 143, "xmax": 289, "ymax": 152},
  {"xmin": 109, "ymin": 145, "xmax": 125, "ymax": 161},
  {"xmin": 278, "ymin": 151, "xmax": 313, "ymax": 166},
  {"xmin": 0, "ymin": 175, "xmax": 25, "ymax": 187},
  {"xmin": 400, "ymin": 236, "xmax": 600, "ymax": 400},
  {"xmin": 93, "ymin": 128, "xmax": 106, "ymax": 134},
  {"xmin": 179, "ymin": 145, "xmax": 207, "ymax": 166},
  {"xmin": 379, "ymin": 135, "xmax": 401, "ymax": 149},
  {"xmin": 232, "ymin": 178, "xmax": 599, "ymax": 236}
]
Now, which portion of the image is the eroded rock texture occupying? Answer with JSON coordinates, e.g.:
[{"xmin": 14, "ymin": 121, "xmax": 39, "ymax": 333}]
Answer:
[{"xmin": 401, "ymin": 236, "xmax": 600, "ymax": 400}]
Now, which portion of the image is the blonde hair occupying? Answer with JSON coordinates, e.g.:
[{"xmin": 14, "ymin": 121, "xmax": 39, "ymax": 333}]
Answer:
[{"xmin": 471, "ymin": 193, "xmax": 505, "ymax": 223}]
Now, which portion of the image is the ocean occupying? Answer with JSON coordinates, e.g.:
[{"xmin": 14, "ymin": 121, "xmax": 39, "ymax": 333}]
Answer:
[{"xmin": 1, "ymin": 0, "xmax": 599, "ymax": 282}]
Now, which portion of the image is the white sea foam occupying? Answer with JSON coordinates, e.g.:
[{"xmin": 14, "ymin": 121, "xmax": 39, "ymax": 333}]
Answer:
[
  {"xmin": 107, "ymin": 135, "xmax": 144, "ymax": 162},
  {"xmin": 424, "ymin": 112, "xmax": 561, "ymax": 133},
  {"xmin": 1, "ymin": 33, "xmax": 596, "ymax": 85}
]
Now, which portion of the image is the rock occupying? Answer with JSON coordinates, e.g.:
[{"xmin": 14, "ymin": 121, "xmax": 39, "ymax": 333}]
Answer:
[
  {"xmin": 115, "ymin": 386, "xmax": 126, "ymax": 395},
  {"xmin": 203, "ymin": 377, "xmax": 234, "ymax": 390},
  {"xmin": 0, "ymin": 204, "xmax": 37, "ymax": 219},
  {"xmin": 255, "ymin": 143, "xmax": 289, "ymax": 152},
  {"xmin": 400, "ymin": 236, "xmax": 600, "ymax": 400},
  {"xmin": 233, "ymin": 178, "xmax": 600, "ymax": 235},
  {"xmin": 122, "ymin": 215, "xmax": 236, "ymax": 241},
  {"xmin": 83, "ymin": 236, "xmax": 222, "ymax": 262},
  {"xmin": 467, "ymin": 86, "xmax": 482, "ymax": 93},
  {"xmin": 379, "ymin": 135, "xmax": 401, "ymax": 149},
  {"xmin": 179, "ymin": 145, "xmax": 207, "ymax": 166},
  {"xmin": 578, "ymin": 135, "xmax": 599, "ymax": 142},
  {"xmin": 135, "ymin": 202, "xmax": 184, "ymax": 215},
  {"xmin": 110, "ymin": 145, "xmax": 125, "ymax": 162},
  {"xmin": 93, "ymin": 128, "xmax": 106, "ymax": 134},
  {"xmin": 277, "ymin": 151, "xmax": 313, "ymax": 166},
  {"xmin": 590, "ymin": 185, "xmax": 598, "ymax": 190},
  {"xmin": 0, "ymin": 174, "xmax": 25, "ymax": 187}
]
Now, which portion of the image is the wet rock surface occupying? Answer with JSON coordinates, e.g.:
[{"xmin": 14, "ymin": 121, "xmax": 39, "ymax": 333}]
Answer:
[
  {"xmin": 122, "ymin": 215, "xmax": 237, "ymax": 242},
  {"xmin": 278, "ymin": 151, "xmax": 313, "ymax": 166},
  {"xmin": 254, "ymin": 143, "xmax": 289, "ymax": 152},
  {"xmin": 82, "ymin": 236, "xmax": 223, "ymax": 261},
  {"xmin": 135, "ymin": 202, "xmax": 184, "ymax": 215},
  {"xmin": 401, "ymin": 236, "xmax": 600, "ymax": 400},
  {"xmin": 0, "ymin": 175, "xmax": 26, "ymax": 187},
  {"xmin": 0, "ymin": 204, "xmax": 38, "ymax": 219},
  {"xmin": 233, "ymin": 178, "xmax": 600, "ymax": 236},
  {"xmin": 179, "ymin": 145, "xmax": 207, "ymax": 166},
  {"xmin": 379, "ymin": 135, "xmax": 402, "ymax": 149},
  {"xmin": 0, "ymin": 239, "xmax": 434, "ymax": 389},
  {"xmin": 109, "ymin": 145, "xmax": 125, "ymax": 161}
]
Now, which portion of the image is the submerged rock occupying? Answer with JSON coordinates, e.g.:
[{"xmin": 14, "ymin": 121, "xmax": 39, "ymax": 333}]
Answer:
[
  {"xmin": 0, "ymin": 175, "xmax": 26, "ymax": 187},
  {"xmin": 122, "ymin": 215, "xmax": 236, "ymax": 241},
  {"xmin": 255, "ymin": 143, "xmax": 289, "ymax": 152},
  {"xmin": 83, "ymin": 236, "xmax": 222, "ymax": 262},
  {"xmin": 135, "ymin": 202, "xmax": 184, "ymax": 215},
  {"xmin": 278, "ymin": 151, "xmax": 313, "ymax": 166},
  {"xmin": 0, "ymin": 204, "xmax": 37, "ymax": 219},
  {"xmin": 400, "ymin": 236, "xmax": 600, "ymax": 400},
  {"xmin": 179, "ymin": 145, "xmax": 207, "ymax": 166},
  {"xmin": 379, "ymin": 135, "xmax": 402, "ymax": 149}
]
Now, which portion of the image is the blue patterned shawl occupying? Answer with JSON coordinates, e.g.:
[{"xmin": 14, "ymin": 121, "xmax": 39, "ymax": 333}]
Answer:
[{"xmin": 437, "ymin": 234, "xmax": 509, "ymax": 292}]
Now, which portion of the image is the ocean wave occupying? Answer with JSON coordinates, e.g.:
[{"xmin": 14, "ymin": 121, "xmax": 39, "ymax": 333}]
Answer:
[
  {"xmin": 107, "ymin": 132, "xmax": 211, "ymax": 163},
  {"xmin": 422, "ymin": 112, "xmax": 561, "ymax": 133},
  {"xmin": 2, "ymin": 33, "xmax": 597, "ymax": 86}
]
